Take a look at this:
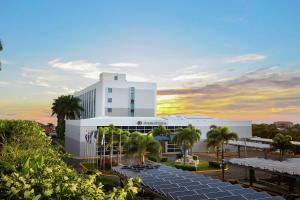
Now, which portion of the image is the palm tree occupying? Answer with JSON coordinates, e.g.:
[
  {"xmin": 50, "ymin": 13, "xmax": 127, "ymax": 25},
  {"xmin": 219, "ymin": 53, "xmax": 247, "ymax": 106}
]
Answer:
[
  {"xmin": 272, "ymin": 133, "xmax": 292, "ymax": 161},
  {"xmin": 173, "ymin": 124, "xmax": 201, "ymax": 165},
  {"xmin": 124, "ymin": 131, "xmax": 160, "ymax": 165},
  {"xmin": 51, "ymin": 95, "xmax": 83, "ymax": 138},
  {"xmin": 149, "ymin": 125, "xmax": 170, "ymax": 155},
  {"xmin": 206, "ymin": 125, "xmax": 221, "ymax": 162},
  {"xmin": 206, "ymin": 126, "xmax": 238, "ymax": 181},
  {"xmin": 116, "ymin": 130, "xmax": 129, "ymax": 164}
]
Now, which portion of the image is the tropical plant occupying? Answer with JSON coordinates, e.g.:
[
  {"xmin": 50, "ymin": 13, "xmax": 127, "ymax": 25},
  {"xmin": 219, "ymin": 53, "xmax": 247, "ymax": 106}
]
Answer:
[
  {"xmin": 0, "ymin": 120, "xmax": 140, "ymax": 199},
  {"xmin": 124, "ymin": 131, "xmax": 160, "ymax": 165},
  {"xmin": 206, "ymin": 126, "xmax": 238, "ymax": 181},
  {"xmin": 51, "ymin": 95, "xmax": 83, "ymax": 138},
  {"xmin": 272, "ymin": 133, "xmax": 292, "ymax": 161},
  {"xmin": 173, "ymin": 124, "xmax": 201, "ymax": 165},
  {"xmin": 206, "ymin": 125, "xmax": 221, "ymax": 162},
  {"xmin": 149, "ymin": 125, "xmax": 170, "ymax": 155}
]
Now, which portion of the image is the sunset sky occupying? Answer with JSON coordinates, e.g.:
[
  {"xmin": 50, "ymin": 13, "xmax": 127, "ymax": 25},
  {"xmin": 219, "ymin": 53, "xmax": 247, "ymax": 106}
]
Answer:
[{"xmin": 1, "ymin": 0, "xmax": 300, "ymax": 124}]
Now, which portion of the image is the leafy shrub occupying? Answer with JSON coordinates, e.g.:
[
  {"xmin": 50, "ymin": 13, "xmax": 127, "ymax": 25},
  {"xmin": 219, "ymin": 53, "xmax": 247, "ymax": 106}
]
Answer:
[
  {"xmin": 148, "ymin": 156, "xmax": 168, "ymax": 162},
  {"xmin": 176, "ymin": 153, "xmax": 182, "ymax": 159},
  {"xmin": 193, "ymin": 155, "xmax": 198, "ymax": 160},
  {"xmin": 208, "ymin": 161, "xmax": 227, "ymax": 169},
  {"xmin": 0, "ymin": 120, "xmax": 140, "ymax": 199},
  {"xmin": 174, "ymin": 164, "xmax": 197, "ymax": 171},
  {"xmin": 160, "ymin": 157, "xmax": 168, "ymax": 162}
]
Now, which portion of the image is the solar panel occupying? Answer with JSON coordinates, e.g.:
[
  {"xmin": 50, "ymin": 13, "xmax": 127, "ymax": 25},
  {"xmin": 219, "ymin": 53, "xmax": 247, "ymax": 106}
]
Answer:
[
  {"xmin": 169, "ymin": 190, "xmax": 197, "ymax": 200},
  {"xmin": 217, "ymin": 195, "xmax": 247, "ymax": 200},
  {"xmin": 242, "ymin": 192, "xmax": 270, "ymax": 199},
  {"xmin": 231, "ymin": 188, "xmax": 256, "ymax": 195},
  {"xmin": 261, "ymin": 197, "xmax": 285, "ymax": 200},
  {"xmin": 208, "ymin": 182, "xmax": 232, "ymax": 188},
  {"xmin": 204, "ymin": 191, "xmax": 233, "ymax": 199},
  {"xmin": 195, "ymin": 187, "xmax": 222, "ymax": 195},
  {"xmin": 177, "ymin": 181, "xmax": 200, "ymax": 187},
  {"xmin": 160, "ymin": 186, "xmax": 187, "ymax": 196},
  {"xmin": 177, "ymin": 194, "xmax": 208, "ymax": 200},
  {"xmin": 185, "ymin": 184, "xmax": 210, "ymax": 191},
  {"xmin": 218, "ymin": 184, "xmax": 243, "ymax": 191}
]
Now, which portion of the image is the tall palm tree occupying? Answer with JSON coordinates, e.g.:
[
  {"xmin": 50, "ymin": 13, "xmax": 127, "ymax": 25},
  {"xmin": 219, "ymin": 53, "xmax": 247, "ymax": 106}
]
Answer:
[
  {"xmin": 116, "ymin": 130, "xmax": 129, "ymax": 164},
  {"xmin": 124, "ymin": 131, "xmax": 160, "ymax": 165},
  {"xmin": 206, "ymin": 125, "xmax": 221, "ymax": 162},
  {"xmin": 149, "ymin": 125, "xmax": 170, "ymax": 155},
  {"xmin": 173, "ymin": 124, "xmax": 201, "ymax": 165},
  {"xmin": 206, "ymin": 126, "xmax": 238, "ymax": 181},
  {"xmin": 272, "ymin": 133, "xmax": 292, "ymax": 161},
  {"xmin": 51, "ymin": 95, "xmax": 83, "ymax": 138}
]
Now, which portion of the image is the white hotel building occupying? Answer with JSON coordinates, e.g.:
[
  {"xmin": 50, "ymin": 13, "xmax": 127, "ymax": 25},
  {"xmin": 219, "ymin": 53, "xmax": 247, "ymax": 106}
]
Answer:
[{"xmin": 65, "ymin": 73, "xmax": 252, "ymax": 157}]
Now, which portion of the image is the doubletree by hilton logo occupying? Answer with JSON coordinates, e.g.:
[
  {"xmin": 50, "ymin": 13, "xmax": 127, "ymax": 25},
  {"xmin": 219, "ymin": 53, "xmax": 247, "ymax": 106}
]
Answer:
[{"xmin": 137, "ymin": 121, "xmax": 167, "ymax": 126}]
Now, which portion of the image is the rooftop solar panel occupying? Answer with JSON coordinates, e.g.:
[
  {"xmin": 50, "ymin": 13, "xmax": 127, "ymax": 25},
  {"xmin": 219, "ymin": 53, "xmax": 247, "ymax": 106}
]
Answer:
[
  {"xmin": 177, "ymin": 181, "xmax": 200, "ymax": 187},
  {"xmin": 242, "ymin": 192, "xmax": 270, "ymax": 199},
  {"xmin": 169, "ymin": 190, "xmax": 197, "ymax": 200},
  {"xmin": 185, "ymin": 184, "xmax": 210, "ymax": 191},
  {"xmin": 208, "ymin": 182, "xmax": 232, "ymax": 188}
]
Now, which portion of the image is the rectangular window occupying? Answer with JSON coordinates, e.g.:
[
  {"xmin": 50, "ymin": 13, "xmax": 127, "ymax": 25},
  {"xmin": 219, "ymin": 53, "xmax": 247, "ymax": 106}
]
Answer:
[
  {"xmin": 108, "ymin": 88, "xmax": 112, "ymax": 93},
  {"xmin": 114, "ymin": 75, "xmax": 118, "ymax": 80},
  {"xmin": 108, "ymin": 98, "xmax": 112, "ymax": 103},
  {"xmin": 131, "ymin": 99, "xmax": 134, "ymax": 104},
  {"xmin": 107, "ymin": 108, "xmax": 112, "ymax": 113}
]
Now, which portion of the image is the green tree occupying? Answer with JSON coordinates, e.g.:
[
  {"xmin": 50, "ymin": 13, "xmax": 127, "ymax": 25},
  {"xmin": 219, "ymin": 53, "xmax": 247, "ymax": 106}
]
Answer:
[
  {"xmin": 51, "ymin": 95, "xmax": 83, "ymax": 138},
  {"xmin": 206, "ymin": 126, "xmax": 238, "ymax": 181},
  {"xmin": 149, "ymin": 125, "xmax": 170, "ymax": 155},
  {"xmin": 124, "ymin": 131, "xmax": 160, "ymax": 165},
  {"xmin": 206, "ymin": 125, "xmax": 221, "ymax": 162},
  {"xmin": 272, "ymin": 133, "xmax": 292, "ymax": 161},
  {"xmin": 173, "ymin": 124, "xmax": 201, "ymax": 165}
]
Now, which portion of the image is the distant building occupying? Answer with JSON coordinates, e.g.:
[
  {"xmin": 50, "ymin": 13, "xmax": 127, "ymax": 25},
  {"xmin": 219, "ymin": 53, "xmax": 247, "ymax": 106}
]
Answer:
[
  {"xmin": 65, "ymin": 72, "xmax": 252, "ymax": 158},
  {"xmin": 274, "ymin": 121, "xmax": 293, "ymax": 129}
]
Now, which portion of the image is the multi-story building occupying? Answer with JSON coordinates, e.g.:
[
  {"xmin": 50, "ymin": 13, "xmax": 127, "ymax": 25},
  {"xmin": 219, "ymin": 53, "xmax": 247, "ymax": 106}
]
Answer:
[
  {"xmin": 65, "ymin": 72, "xmax": 252, "ymax": 158},
  {"xmin": 74, "ymin": 73, "xmax": 156, "ymax": 118}
]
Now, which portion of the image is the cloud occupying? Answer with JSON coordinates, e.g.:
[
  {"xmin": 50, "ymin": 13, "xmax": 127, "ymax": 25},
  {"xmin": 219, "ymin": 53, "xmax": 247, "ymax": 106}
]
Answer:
[
  {"xmin": 109, "ymin": 62, "xmax": 139, "ymax": 68},
  {"xmin": 1, "ymin": 59, "xmax": 11, "ymax": 65},
  {"xmin": 157, "ymin": 67, "xmax": 300, "ymax": 122},
  {"xmin": 0, "ymin": 81, "xmax": 9, "ymax": 86},
  {"xmin": 226, "ymin": 54, "xmax": 266, "ymax": 63}
]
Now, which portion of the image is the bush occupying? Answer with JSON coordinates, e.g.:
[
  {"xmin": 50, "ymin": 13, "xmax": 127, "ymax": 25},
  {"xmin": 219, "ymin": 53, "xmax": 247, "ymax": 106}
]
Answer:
[
  {"xmin": 174, "ymin": 164, "xmax": 197, "ymax": 171},
  {"xmin": 193, "ymin": 155, "xmax": 198, "ymax": 160},
  {"xmin": 176, "ymin": 153, "xmax": 182, "ymax": 159},
  {"xmin": 208, "ymin": 161, "xmax": 227, "ymax": 169},
  {"xmin": 148, "ymin": 156, "xmax": 168, "ymax": 162},
  {"xmin": 0, "ymin": 120, "xmax": 140, "ymax": 200}
]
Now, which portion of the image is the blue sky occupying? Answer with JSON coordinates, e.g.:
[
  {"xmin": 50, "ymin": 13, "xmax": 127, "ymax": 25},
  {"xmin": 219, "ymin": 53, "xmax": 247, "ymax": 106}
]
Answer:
[{"xmin": 1, "ymin": 0, "xmax": 300, "ymax": 123}]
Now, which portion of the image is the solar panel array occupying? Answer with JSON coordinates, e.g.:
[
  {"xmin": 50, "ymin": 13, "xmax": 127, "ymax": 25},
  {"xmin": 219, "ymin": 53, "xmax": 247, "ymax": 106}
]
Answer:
[
  {"xmin": 229, "ymin": 157, "xmax": 300, "ymax": 176},
  {"xmin": 112, "ymin": 165, "xmax": 285, "ymax": 200}
]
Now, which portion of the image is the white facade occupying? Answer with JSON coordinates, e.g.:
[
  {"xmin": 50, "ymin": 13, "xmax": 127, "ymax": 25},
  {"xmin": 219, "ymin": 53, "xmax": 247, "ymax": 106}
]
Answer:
[
  {"xmin": 65, "ymin": 72, "xmax": 252, "ymax": 158},
  {"xmin": 74, "ymin": 72, "xmax": 156, "ymax": 118},
  {"xmin": 65, "ymin": 116, "xmax": 252, "ymax": 157}
]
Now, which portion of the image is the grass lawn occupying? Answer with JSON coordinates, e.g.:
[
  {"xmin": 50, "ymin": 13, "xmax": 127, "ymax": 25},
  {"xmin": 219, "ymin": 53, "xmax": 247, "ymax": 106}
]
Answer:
[{"xmin": 161, "ymin": 159, "xmax": 219, "ymax": 171}]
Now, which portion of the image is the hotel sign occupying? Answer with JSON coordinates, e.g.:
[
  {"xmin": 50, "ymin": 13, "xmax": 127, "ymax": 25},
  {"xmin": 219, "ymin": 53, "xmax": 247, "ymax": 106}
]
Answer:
[{"xmin": 137, "ymin": 121, "xmax": 167, "ymax": 126}]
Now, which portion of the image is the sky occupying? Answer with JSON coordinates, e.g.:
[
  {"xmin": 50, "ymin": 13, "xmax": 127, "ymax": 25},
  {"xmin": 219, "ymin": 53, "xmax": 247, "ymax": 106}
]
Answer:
[{"xmin": 1, "ymin": 0, "xmax": 300, "ymax": 124}]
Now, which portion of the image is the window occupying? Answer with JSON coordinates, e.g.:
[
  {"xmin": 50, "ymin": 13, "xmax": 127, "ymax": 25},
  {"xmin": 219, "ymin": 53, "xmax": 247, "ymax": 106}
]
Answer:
[
  {"xmin": 131, "ymin": 99, "xmax": 134, "ymax": 104},
  {"xmin": 114, "ymin": 75, "xmax": 118, "ymax": 80},
  {"xmin": 107, "ymin": 108, "xmax": 112, "ymax": 113},
  {"xmin": 108, "ymin": 88, "xmax": 112, "ymax": 93},
  {"xmin": 108, "ymin": 98, "xmax": 112, "ymax": 103}
]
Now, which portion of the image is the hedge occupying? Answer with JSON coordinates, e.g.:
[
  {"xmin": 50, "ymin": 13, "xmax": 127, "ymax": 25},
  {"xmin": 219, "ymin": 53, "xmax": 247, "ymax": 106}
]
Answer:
[
  {"xmin": 148, "ymin": 155, "xmax": 168, "ymax": 162},
  {"xmin": 174, "ymin": 164, "xmax": 197, "ymax": 171},
  {"xmin": 208, "ymin": 161, "xmax": 227, "ymax": 169}
]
